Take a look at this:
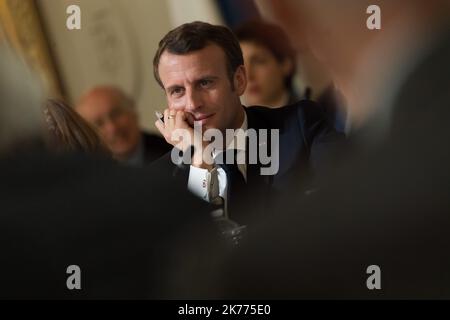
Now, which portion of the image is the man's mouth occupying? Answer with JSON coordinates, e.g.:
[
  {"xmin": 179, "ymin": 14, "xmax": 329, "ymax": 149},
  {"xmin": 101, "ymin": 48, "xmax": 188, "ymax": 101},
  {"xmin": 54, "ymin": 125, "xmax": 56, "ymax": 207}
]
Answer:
[{"xmin": 193, "ymin": 114, "xmax": 215, "ymax": 122}]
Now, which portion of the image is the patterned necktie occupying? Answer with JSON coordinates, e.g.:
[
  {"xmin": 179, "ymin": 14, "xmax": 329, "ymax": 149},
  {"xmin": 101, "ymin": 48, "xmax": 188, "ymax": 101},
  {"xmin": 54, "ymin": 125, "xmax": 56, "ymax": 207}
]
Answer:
[{"xmin": 216, "ymin": 149, "xmax": 246, "ymax": 220}]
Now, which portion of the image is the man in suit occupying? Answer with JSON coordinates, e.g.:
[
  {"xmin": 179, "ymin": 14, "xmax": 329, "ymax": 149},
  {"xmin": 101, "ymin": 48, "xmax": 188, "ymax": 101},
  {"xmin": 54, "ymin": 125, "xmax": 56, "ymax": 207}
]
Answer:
[
  {"xmin": 77, "ymin": 86, "xmax": 171, "ymax": 166},
  {"xmin": 215, "ymin": 0, "xmax": 450, "ymax": 298},
  {"xmin": 152, "ymin": 21, "xmax": 344, "ymax": 227}
]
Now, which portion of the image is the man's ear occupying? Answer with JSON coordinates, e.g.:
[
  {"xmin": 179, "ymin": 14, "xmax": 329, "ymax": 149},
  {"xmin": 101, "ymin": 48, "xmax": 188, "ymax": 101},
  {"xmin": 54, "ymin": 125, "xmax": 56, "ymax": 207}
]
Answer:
[{"xmin": 233, "ymin": 65, "xmax": 247, "ymax": 96}]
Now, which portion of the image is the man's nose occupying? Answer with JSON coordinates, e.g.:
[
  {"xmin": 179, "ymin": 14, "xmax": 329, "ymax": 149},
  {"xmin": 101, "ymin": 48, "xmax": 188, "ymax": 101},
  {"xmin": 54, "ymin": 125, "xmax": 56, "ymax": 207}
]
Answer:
[
  {"xmin": 102, "ymin": 119, "xmax": 119, "ymax": 137},
  {"xmin": 184, "ymin": 88, "xmax": 202, "ymax": 112}
]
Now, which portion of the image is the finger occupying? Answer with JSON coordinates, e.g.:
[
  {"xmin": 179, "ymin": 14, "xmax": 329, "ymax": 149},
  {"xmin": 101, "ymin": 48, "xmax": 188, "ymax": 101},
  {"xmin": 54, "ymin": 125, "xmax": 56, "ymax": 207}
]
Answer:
[
  {"xmin": 175, "ymin": 110, "xmax": 186, "ymax": 126},
  {"xmin": 155, "ymin": 120, "xmax": 165, "ymax": 138},
  {"xmin": 163, "ymin": 109, "xmax": 170, "ymax": 126},
  {"xmin": 184, "ymin": 112, "xmax": 195, "ymax": 127},
  {"xmin": 173, "ymin": 111, "xmax": 194, "ymax": 151},
  {"xmin": 155, "ymin": 111, "xmax": 164, "ymax": 124},
  {"xmin": 175, "ymin": 111, "xmax": 192, "ymax": 131},
  {"xmin": 164, "ymin": 108, "xmax": 174, "ymax": 130},
  {"xmin": 168, "ymin": 108, "xmax": 177, "ymax": 128}
]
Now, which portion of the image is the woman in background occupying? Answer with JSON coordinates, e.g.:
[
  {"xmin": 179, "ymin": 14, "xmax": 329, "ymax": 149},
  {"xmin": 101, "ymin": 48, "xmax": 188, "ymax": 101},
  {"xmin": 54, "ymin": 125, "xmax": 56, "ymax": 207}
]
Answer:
[
  {"xmin": 235, "ymin": 20, "xmax": 300, "ymax": 108},
  {"xmin": 235, "ymin": 20, "xmax": 346, "ymax": 132}
]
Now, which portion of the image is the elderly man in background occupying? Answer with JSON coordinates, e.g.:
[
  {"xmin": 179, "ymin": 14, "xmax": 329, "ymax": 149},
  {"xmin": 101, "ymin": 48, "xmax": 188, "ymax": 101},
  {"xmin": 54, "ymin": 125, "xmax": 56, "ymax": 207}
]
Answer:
[{"xmin": 77, "ymin": 86, "xmax": 170, "ymax": 166}]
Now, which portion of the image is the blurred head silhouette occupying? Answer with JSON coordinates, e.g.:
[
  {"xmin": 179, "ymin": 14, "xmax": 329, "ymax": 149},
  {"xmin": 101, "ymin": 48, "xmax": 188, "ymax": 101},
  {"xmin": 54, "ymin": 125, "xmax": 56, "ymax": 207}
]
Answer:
[
  {"xmin": 256, "ymin": 0, "xmax": 450, "ymax": 132},
  {"xmin": 43, "ymin": 99, "xmax": 109, "ymax": 155}
]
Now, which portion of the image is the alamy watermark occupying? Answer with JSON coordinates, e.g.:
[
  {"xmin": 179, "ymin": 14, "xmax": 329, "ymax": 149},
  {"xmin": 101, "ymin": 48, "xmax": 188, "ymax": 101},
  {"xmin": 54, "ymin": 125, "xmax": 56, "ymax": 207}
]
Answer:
[
  {"xmin": 66, "ymin": 5, "xmax": 81, "ymax": 30},
  {"xmin": 66, "ymin": 264, "xmax": 81, "ymax": 290},
  {"xmin": 66, "ymin": 4, "xmax": 381, "ymax": 31},
  {"xmin": 366, "ymin": 264, "xmax": 381, "ymax": 290},
  {"xmin": 366, "ymin": 5, "xmax": 381, "ymax": 30},
  {"xmin": 169, "ymin": 121, "xmax": 280, "ymax": 176}
]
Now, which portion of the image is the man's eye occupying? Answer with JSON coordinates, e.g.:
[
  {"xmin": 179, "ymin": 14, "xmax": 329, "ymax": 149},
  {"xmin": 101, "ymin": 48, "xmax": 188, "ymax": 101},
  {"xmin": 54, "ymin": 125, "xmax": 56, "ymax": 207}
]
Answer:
[
  {"xmin": 170, "ymin": 88, "xmax": 184, "ymax": 97},
  {"xmin": 200, "ymin": 79, "xmax": 213, "ymax": 88}
]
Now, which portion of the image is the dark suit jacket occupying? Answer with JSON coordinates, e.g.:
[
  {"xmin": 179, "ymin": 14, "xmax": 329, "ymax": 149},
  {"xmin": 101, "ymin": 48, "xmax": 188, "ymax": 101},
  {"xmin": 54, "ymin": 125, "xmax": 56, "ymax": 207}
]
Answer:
[
  {"xmin": 155, "ymin": 100, "xmax": 345, "ymax": 226},
  {"xmin": 316, "ymin": 84, "xmax": 347, "ymax": 133}
]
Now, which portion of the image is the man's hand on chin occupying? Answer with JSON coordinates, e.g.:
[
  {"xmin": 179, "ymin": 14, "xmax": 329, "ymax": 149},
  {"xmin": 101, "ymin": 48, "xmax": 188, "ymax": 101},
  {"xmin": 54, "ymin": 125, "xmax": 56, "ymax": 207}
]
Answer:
[{"xmin": 155, "ymin": 108, "xmax": 213, "ymax": 171}]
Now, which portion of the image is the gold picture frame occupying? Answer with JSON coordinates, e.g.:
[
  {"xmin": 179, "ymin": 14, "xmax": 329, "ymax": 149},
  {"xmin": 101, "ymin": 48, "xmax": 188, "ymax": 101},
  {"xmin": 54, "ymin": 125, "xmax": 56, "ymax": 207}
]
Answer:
[{"xmin": 0, "ymin": 0, "xmax": 62, "ymax": 97}]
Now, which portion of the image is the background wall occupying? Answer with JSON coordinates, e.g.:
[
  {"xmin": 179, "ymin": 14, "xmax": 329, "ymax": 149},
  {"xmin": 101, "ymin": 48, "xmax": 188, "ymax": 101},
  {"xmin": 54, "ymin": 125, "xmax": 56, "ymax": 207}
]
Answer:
[
  {"xmin": 167, "ymin": 0, "xmax": 222, "ymax": 26},
  {"xmin": 38, "ymin": 0, "xmax": 222, "ymax": 133},
  {"xmin": 0, "ymin": 0, "xmax": 61, "ymax": 97},
  {"xmin": 32, "ymin": 0, "xmax": 330, "ymax": 132}
]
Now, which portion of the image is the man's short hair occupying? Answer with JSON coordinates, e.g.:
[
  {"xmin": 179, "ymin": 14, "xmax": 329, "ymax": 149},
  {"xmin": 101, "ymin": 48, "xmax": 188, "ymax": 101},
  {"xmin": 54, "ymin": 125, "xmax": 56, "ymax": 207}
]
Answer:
[{"xmin": 153, "ymin": 21, "xmax": 244, "ymax": 88}]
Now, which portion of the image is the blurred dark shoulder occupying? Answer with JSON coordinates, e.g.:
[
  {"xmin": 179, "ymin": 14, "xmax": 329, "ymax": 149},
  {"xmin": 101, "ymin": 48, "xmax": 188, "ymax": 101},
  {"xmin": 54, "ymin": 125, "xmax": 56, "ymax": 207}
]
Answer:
[{"xmin": 141, "ymin": 130, "xmax": 172, "ymax": 163}]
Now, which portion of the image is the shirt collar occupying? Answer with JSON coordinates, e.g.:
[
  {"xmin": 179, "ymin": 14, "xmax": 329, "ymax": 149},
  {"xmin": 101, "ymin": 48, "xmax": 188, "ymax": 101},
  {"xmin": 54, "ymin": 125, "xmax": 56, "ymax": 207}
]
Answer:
[
  {"xmin": 213, "ymin": 111, "xmax": 247, "ymax": 158},
  {"xmin": 213, "ymin": 111, "xmax": 248, "ymax": 181}
]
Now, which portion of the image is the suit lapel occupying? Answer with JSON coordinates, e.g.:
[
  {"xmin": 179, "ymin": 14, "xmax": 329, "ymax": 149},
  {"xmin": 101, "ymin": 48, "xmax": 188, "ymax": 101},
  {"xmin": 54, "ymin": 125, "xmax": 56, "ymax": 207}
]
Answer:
[
  {"xmin": 245, "ymin": 107, "xmax": 274, "ymax": 189},
  {"xmin": 242, "ymin": 108, "xmax": 274, "ymax": 222}
]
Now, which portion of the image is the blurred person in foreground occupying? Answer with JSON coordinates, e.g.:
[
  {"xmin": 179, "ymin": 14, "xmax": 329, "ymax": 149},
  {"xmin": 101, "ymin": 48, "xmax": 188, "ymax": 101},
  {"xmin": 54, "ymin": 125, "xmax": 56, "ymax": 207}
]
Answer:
[
  {"xmin": 215, "ymin": 0, "xmax": 450, "ymax": 298},
  {"xmin": 0, "ymin": 45, "xmax": 222, "ymax": 299},
  {"xmin": 76, "ymin": 86, "xmax": 171, "ymax": 166}
]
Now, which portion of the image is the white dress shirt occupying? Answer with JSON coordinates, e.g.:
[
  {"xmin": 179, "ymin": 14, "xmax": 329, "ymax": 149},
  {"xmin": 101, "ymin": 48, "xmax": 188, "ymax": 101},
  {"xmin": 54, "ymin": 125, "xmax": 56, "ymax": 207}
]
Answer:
[{"xmin": 187, "ymin": 114, "xmax": 248, "ymax": 218}]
